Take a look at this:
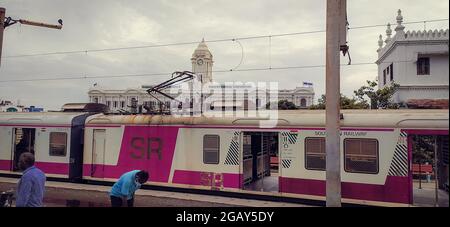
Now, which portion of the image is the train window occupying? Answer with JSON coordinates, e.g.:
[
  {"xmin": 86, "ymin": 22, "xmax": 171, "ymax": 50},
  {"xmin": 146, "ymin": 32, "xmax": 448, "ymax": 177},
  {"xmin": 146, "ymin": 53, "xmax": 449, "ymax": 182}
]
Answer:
[
  {"xmin": 49, "ymin": 132, "xmax": 68, "ymax": 157},
  {"xmin": 344, "ymin": 138, "xmax": 379, "ymax": 174},
  {"xmin": 305, "ymin": 137, "xmax": 326, "ymax": 171},
  {"xmin": 203, "ymin": 135, "xmax": 220, "ymax": 164}
]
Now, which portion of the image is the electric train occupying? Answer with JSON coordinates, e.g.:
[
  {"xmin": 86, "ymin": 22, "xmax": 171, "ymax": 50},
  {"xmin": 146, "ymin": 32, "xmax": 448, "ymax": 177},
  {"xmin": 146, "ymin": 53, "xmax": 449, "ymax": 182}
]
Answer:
[{"xmin": 0, "ymin": 104, "xmax": 448, "ymax": 206}]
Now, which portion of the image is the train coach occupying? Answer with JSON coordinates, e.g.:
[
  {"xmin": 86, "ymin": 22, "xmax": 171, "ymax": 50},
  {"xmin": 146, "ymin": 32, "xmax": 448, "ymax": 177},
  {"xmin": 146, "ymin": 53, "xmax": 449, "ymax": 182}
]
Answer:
[
  {"xmin": 0, "ymin": 104, "xmax": 106, "ymax": 180},
  {"xmin": 0, "ymin": 107, "xmax": 448, "ymax": 206}
]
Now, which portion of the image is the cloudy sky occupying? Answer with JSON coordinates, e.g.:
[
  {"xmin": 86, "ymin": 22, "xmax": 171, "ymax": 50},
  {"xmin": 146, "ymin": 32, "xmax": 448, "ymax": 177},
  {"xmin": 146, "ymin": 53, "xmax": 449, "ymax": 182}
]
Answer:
[{"xmin": 0, "ymin": 0, "xmax": 448, "ymax": 110}]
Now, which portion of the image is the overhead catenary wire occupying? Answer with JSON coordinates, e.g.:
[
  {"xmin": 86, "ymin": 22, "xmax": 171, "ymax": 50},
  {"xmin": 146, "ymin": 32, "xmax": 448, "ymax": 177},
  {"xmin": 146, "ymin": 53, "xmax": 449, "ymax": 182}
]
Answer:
[
  {"xmin": 2, "ymin": 18, "xmax": 448, "ymax": 59},
  {"xmin": 0, "ymin": 71, "xmax": 172, "ymax": 83},
  {"xmin": 0, "ymin": 60, "xmax": 419, "ymax": 83},
  {"xmin": 347, "ymin": 18, "xmax": 448, "ymax": 30},
  {"xmin": 1, "ymin": 18, "xmax": 448, "ymax": 84},
  {"xmin": 230, "ymin": 39, "xmax": 244, "ymax": 71}
]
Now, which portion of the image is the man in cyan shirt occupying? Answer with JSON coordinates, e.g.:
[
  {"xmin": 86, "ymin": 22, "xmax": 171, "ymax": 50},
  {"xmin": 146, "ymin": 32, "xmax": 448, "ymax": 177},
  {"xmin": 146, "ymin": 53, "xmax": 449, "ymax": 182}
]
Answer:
[
  {"xmin": 16, "ymin": 152, "xmax": 46, "ymax": 207},
  {"xmin": 109, "ymin": 170, "xmax": 149, "ymax": 207}
]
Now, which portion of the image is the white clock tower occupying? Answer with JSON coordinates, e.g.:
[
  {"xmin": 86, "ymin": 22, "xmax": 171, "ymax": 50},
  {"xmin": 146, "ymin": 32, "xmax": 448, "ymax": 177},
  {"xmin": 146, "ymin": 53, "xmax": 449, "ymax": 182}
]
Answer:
[{"xmin": 191, "ymin": 39, "xmax": 214, "ymax": 84}]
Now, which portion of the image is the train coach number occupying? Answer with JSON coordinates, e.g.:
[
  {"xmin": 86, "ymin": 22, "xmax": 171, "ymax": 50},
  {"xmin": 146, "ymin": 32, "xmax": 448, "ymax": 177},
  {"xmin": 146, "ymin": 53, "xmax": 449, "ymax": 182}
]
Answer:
[{"xmin": 130, "ymin": 137, "xmax": 163, "ymax": 160}]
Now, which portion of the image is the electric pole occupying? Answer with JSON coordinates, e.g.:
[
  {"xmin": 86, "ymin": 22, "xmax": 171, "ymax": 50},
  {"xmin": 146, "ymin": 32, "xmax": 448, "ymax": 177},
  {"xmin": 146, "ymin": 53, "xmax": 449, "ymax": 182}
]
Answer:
[
  {"xmin": 0, "ymin": 7, "xmax": 62, "ymax": 67},
  {"xmin": 325, "ymin": 0, "xmax": 347, "ymax": 207},
  {"xmin": 0, "ymin": 7, "xmax": 6, "ymax": 67}
]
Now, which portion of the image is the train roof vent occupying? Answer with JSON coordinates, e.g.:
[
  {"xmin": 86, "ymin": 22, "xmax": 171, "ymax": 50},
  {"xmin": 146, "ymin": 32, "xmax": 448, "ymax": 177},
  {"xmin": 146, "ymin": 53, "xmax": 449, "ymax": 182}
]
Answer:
[{"xmin": 61, "ymin": 103, "xmax": 109, "ymax": 113}]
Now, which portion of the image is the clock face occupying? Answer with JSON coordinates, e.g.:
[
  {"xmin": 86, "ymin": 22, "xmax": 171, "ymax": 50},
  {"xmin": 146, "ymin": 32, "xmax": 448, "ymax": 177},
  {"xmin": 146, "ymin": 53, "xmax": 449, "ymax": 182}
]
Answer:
[{"xmin": 197, "ymin": 59, "xmax": 204, "ymax": 65}]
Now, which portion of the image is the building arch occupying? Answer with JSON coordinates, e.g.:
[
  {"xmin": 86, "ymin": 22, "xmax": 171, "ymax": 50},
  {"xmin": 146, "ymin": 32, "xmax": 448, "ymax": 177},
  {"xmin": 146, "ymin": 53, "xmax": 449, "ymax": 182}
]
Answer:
[{"xmin": 300, "ymin": 98, "xmax": 307, "ymax": 107}]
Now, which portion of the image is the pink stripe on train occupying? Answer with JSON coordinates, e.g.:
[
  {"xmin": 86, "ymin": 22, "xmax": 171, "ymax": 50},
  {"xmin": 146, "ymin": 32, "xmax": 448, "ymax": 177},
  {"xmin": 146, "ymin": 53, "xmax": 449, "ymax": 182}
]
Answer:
[
  {"xmin": 34, "ymin": 162, "xmax": 69, "ymax": 175},
  {"xmin": 0, "ymin": 124, "xmax": 71, "ymax": 128},
  {"xmin": 0, "ymin": 160, "xmax": 69, "ymax": 175},
  {"xmin": 83, "ymin": 126, "xmax": 179, "ymax": 183},
  {"xmin": 85, "ymin": 124, "xmax": 396, "ymax": 132},
  {"xmin": 0, "ymin": 160, "xmax": 11, "ymax": 171},
  {"xmin": 83, "ymin": 164, "xmax": 155, "ymax": 179},
  {"xmin": 401, "ymin": 129, "xmax": 448, "ymax": 135},
  {"xmin": 280, "ymin": 176, "xmax": 410, "ymax": 204},
  {"xmin": 172, "ymin": 170, "xmax": 241, "ymax": 189}
]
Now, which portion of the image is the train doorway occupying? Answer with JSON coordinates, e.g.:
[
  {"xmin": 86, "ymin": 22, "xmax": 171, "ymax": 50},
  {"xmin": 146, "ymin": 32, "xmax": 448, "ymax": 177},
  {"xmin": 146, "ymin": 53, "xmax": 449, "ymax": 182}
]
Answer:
[
  {"xmin": 411, "ymin": 134, "xmax": 449, "ymax": 207},
  {"xmin": 242, "ymin": 132, "xmax": 279, "ymax": 192},
  {"xmin": 11, "ymin": 128, "xmax": 36, "ymax": 172},
  {"xmin": 91, "ymin": 129, "xmax": 106, "ymax": 178}
]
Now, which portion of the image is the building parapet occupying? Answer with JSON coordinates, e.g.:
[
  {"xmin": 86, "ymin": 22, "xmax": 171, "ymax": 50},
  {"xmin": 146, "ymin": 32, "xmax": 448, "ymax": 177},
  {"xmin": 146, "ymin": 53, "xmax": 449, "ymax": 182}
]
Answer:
[{"xmin": 377, "ymin": 9, "xmax": 449, "ymax": 62}]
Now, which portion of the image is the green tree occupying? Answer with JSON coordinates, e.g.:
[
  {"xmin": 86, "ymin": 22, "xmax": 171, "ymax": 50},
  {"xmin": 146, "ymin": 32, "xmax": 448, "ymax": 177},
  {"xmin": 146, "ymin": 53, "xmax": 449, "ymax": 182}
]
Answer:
[
  {"xmin": 354, "ymin": 80, "xmax": 400, "ymax": 109},
  {"xmin": 309, "ymin": 94, "xmax": 369, "ymax": 110},
  {"xmin": 412, "ymin": 135, "xmax": 435, "ymax": 165},
  {"xmin": 266, "ymin": 100, "xmax": 298, "ymax": 110},
  {"xmin": 308, "ymin": 95, "xmax": 326, "ymax": 110}
]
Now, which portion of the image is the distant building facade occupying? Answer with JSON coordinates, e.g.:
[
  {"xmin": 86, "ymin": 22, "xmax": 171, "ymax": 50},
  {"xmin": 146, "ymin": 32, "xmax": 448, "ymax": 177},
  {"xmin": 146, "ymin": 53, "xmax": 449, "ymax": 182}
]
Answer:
[
  {"xmin": 376, "ymin": 9, "xmax": 449, "ymax": 104},
  {"xmin": 0, "ymin": 100, "xmax": 43, "ymax": 112},
  {"xmin": 89, "ymin": 40, "xmax": 315, "ymax": 113},
  {"xmin": 23, "ymin": 106, "xmax": 44, "ymax": 112},
  {"xmin": 0, "ymin": 100, "xmax": 20, "ymax": 112},
  {"xmin": 278, "ymin": 87, "xmax": 315, "ymax": 108}
]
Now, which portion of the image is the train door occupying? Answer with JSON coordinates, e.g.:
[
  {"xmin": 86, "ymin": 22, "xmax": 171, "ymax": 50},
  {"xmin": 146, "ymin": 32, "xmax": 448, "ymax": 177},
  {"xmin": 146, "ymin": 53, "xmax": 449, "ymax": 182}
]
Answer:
[
  {"xmin": 242, "ymin": 132, "xmax": 279, "ymax": 192},
  {"xmin": 91, "ymin": 129, "xmax": 106, "ymax": 178},
  {"xmin": 411, "ymin": 134, "xmax": 449, "ymax": 207},
  {"xmin": 11, "ymin": 128, "xmax": 36, "ymax": 172}
]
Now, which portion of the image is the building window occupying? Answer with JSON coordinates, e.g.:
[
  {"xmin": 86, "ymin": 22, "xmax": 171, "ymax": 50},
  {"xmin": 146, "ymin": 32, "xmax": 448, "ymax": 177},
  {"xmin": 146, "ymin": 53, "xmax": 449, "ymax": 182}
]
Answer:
[
  {"xmin": 94, "ymin": 97, "xmax": 99, "ymax": 103},
  {"xmin": 113, "ymin": 101, "xmax": 118, "ymax": 108},
  {"xmin": 106, "ymin": 101, "xmax": 111, "ymax": 107},
  {"xmin": 203, "ymin": 135, "xmax": 220, "ymax": 164},
  {"xmin": 120, "ymin": 101, "xmax": 125, "ymax": 108},
  {"xmin": 130, "ymin": 97, "xmax": 138, "ymax": 106},
  {"xmin": 305, "ymin": 138, "xmax": 326, "ymax": 171},
  {"xmin": 417, "ymin": 57, "xmax": 430, "ymax": 75},
  {"xmin": 49, "ymin": 132, "xmax": 67, "ymax": 157},
  {"xmin": 384, "ymin": 64, "xmax": 394, "ymax": 83},
  {"xmin": 344, "ymin": 138, "xmax": 379, "ymax": 174},
  {"xmin": 389, "ymin": 64, "xmax": 394, "ymax": 81}
]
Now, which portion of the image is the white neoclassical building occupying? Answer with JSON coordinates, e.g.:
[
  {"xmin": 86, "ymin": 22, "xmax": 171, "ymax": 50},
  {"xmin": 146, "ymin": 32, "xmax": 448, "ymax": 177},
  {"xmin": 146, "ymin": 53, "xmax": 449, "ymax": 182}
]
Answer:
[
  {"xmin": 89, "ymin": 39, "xmax": 315, "ymax": 113},
  {"xmin": 376, "ymin": 10, "xmax": 449, "ymax": 104},
  {"xmin": 278, "ymin": 87, "xmax": 315, "ymax": 108}
]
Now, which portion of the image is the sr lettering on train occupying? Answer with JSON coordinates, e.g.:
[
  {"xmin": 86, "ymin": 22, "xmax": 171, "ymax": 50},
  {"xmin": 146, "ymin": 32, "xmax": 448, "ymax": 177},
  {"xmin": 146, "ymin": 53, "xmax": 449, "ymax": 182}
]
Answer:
[{"xmin": 130, "ymin": 137, "xmax": 163, "ymax": 160}]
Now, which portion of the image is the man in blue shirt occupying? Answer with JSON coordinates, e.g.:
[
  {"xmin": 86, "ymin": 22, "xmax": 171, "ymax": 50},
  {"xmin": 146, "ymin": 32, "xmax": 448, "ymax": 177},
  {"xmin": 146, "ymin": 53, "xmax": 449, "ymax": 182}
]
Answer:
[
  {"xmin": 110, "ymin": 170, "xmax": 149, "ymax": 207},
  {"xmin": 15, "ymin": 152, "xmax": 46, "ymax": 207}
]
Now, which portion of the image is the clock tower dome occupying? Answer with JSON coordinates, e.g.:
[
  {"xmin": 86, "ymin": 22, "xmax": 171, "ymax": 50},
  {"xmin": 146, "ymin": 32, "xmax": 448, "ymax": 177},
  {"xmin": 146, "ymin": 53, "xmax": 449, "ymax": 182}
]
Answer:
[{"xmin": 191, "ymin": 38, "xmax": 214, "ymax": 84}]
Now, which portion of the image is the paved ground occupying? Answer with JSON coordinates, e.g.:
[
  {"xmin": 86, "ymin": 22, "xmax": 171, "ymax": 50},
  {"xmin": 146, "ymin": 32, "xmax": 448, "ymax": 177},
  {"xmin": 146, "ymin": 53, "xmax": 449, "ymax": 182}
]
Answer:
[
  {"xmin": 7, "ymin": 176, "xmax": 446, "ymax": 207},
  {"xmin": 243, "ymin": 176, "xmax": 279, "ymax": 192},
  {"xmin": 0, "ymin": 177, "xmax": 307, "ymax": 207},
  {"xmin": 413, "ymin": 180, "xmax": 449, "ymax": 207}
]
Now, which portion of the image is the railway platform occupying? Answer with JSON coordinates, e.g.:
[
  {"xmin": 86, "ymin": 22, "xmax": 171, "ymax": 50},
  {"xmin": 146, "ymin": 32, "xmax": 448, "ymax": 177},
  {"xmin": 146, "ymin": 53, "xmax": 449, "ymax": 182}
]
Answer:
[{"xmin": 0, "ymin": 177, "xmax": 310, "ymax": 207}]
